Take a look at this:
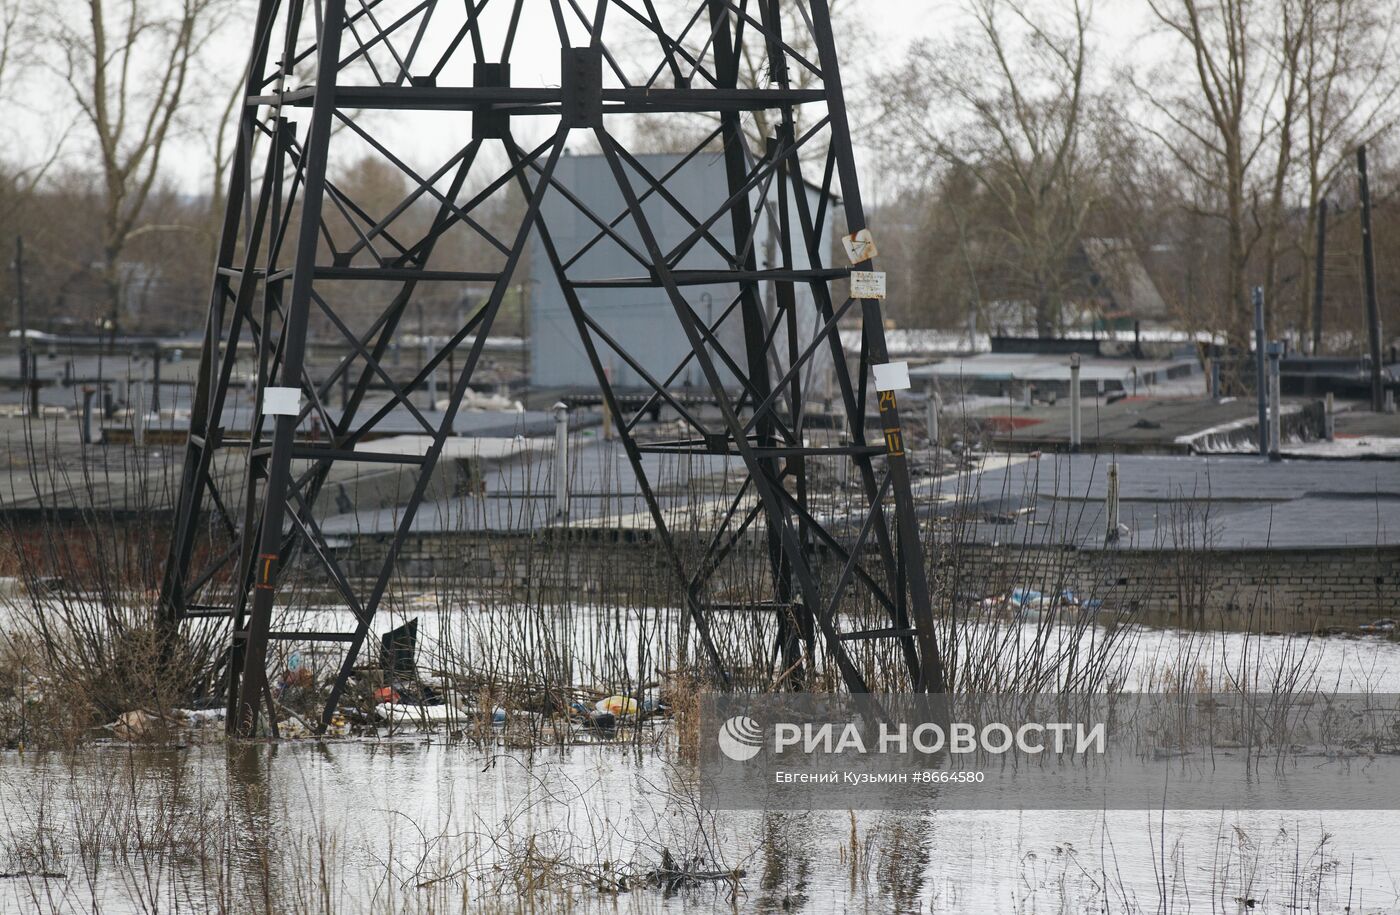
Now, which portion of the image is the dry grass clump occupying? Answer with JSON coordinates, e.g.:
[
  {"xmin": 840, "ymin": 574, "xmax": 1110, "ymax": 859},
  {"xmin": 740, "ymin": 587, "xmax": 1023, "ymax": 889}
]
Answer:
[
  {"xmin": 661, "ymin": 667, "xmax": 705, "ymax": 762},
  {"xmin": 0, "ymin": 423, "xmax": 222, "ymax": 746},
  {"xmin": 0, "ymin": 633, "xmax": 40, "ymax": 748},
  {"xmin": 0, "ymin": 587, "xmax": 220, "ymax": 747}
]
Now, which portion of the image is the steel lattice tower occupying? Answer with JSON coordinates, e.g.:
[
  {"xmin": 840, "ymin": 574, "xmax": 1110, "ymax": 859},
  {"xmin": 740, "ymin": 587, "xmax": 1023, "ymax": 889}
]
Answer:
[{"xmin": 160, "ymin": 0, "xmax": 945, "ymax": 736}]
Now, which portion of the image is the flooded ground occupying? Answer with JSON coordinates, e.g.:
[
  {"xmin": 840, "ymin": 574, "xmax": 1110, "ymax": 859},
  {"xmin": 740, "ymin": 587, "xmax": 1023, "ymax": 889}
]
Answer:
[
  {"xmin": 2, "ymin": 614, "xmax": 1398, "ymax": 913},
  {"xmin": 6, "ymin": 735, "xmax": 1398, "ymax": 913},
  {"xmin": 256, "ymin": 594, "xmax": 1400, "ymax": 698}
]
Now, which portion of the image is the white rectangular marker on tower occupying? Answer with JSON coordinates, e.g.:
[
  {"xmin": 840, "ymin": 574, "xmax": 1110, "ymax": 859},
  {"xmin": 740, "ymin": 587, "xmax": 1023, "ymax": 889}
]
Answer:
[
  {"xmin": 872, "ymin": 361, "xmax": 910, "ymax": 392},
  {"xmin": 262, "ymin": 386, "xmax": 302, "ymax": 416},
  {"xmin": 850, "ymin": 270, "xmax": 887, "ymax": 299}
]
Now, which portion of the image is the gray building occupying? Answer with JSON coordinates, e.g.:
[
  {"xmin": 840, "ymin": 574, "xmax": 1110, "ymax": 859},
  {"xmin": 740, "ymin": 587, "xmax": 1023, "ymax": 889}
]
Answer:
[{"xmin": 529, "ymin": 152, "xmax": 834, "ymax": 393}]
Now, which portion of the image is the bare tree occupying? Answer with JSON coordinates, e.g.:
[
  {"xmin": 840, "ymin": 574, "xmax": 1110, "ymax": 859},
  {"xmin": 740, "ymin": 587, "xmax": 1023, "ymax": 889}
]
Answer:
[
  {"xmin": 1136, "ymin": 0, "xmax": 1310, "ymax": 345},
  {"xmin": 878, "ymin": 0, "xmax": 1098, "ymax": 337},
  {"xmin": 0, "ymin": 0, "xmax": 72, "ymax": 334},
  {"xmin": 49, "ymin": 0, "xmax": 226, "ymax": 336},
  {"xmin": 0, "ymin": 0, "xmax": 68, "ymax": 226},
  {"xmin": 204, "ymin": 74, "xmax": 245, "ymax": 255},
  {"xmin": 615, "ymin": 0, "xmax": 870, "ymax": 156},
  {"xmin": 1292, "ymin": 0, "xmax": 1400, "ymax": 350},
  {"xmin": 0, "ymin": 0, "xmax": 15, "ymax": 89}
]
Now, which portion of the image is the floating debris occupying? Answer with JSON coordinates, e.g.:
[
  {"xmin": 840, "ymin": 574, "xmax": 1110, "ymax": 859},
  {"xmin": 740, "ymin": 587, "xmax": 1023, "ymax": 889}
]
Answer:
[{"xmin": 595, "ymin": 695, "xmax": 638, "ymax": 717}]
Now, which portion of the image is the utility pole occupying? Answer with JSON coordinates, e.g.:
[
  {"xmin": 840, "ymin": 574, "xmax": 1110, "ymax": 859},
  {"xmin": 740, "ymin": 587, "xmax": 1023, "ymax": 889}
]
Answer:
[
  {"xmin": 1358, "ymin": 145, "xmax": 1384, "ymax": 412},
  {"xmin": 151, "ymin": 343, "xmax": 162, "ymax": 415},
  {"xmin": 1267, "ymin": 341, "xmax": 1283, "ymax": 461},
  {"xmin": 1253, "ymin": 286, "xmax": 1268, "ymax": 455},
  {"xmin": 553, "ymin": 402, "xmax": 569, "ymax": 517},
  {"xmin": 13, "ymin": 236, "xmax": 27, "ymax": 391},
  {"xmin": 1311, "ymin": 198, "xmax": 1327, "ymax": 356},
  {"xmin": 1069, "ymin": 354, "xmax": 1082, "ymax": 451}
]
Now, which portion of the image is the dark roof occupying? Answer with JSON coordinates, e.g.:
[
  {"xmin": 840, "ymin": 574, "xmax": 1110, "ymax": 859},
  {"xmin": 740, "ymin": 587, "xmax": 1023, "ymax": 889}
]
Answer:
[
  {"xmin": 318, "ymin": 438, "xmax": 739, "ymax": 536},
  {"xmin": 925, "ymin": 453, "xmax": 1400, "ymax": 550}
]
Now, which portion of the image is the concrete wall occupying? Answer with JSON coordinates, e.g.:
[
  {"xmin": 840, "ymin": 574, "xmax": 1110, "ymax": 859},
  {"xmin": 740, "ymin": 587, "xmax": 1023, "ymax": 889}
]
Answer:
[
  {"xmin": 943, "ymin": 543, "xmax": 1396, "ymax": 628},
  {"xmin": 9, "ymin": 515, "xmax": 1387, "ymax": 632},
  {"xmin": 334, "ymin": 530, "xmax": 1397, "ymax": 631},
  {"xmin": 337, "ymin": 530, "xmax": 717, "ymax": 606}
]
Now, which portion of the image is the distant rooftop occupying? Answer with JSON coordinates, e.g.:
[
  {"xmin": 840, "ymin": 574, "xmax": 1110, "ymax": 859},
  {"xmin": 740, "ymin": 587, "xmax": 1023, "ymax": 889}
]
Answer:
[
  {"xmin": 318, "ymin": 436, "xmax": 740, "ymax": 538},
  {"xmin": 935, "ymin": 452, "xmax": 1400, "ymax": 550},
  {"xmin": 910, "ymin": 351, "xmax": 1200, "ymax": 395}
]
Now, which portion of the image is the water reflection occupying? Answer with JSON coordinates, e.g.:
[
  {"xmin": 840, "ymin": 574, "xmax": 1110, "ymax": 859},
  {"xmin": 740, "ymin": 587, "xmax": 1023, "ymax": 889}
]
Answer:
[
  {"xmin": 2, "ymin": 618, "xmax": 1400, "ymax": 913},
  {"xmin": 0, "ymin": 739, "xmax": 1397, "ymax": 913},
  {"xmin": 755, "ymin": 813, "xmax": 813, "ymax": 911},
  {"xmin": 226, "ymin": 742, "xmax": 278, "ymax": 909}
]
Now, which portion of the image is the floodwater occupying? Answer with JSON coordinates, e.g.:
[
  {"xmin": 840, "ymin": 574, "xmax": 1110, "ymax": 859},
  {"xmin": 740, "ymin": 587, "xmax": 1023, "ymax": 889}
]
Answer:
[
  {"xmin": 2, "ymin": 620, "xmax": 1399, "ymax": 913},
  {"xmin": 268, "ymin": 594, "xmax": 1400, "ymax": 696}
]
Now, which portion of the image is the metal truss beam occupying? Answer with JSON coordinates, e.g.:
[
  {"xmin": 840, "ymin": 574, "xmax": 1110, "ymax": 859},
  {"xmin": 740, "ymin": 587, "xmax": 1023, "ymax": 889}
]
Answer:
[{"xmin": 161, "ymin": 0, "xmax": 945, "ymax": 737}]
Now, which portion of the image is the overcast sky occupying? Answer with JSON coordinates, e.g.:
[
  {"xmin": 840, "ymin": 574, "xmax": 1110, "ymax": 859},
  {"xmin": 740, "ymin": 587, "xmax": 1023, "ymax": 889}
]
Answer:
[{"xmin": 4, "ymin": 0, "xmax": 1155, "ymax": 199}]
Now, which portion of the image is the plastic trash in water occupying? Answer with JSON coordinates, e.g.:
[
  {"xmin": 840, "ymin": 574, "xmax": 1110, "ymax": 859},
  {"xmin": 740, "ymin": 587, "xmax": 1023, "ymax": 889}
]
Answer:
[
  {"xmin": 563, "ymin": 700, "xmax": 616, "ymax": 729},
  {"xmin": 596, "ymin": 696, "xmax": 638, "ymax": 717},
  {"xmin": 324, "ymin": 712, "xmax": 350, "ymax": 738}
]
